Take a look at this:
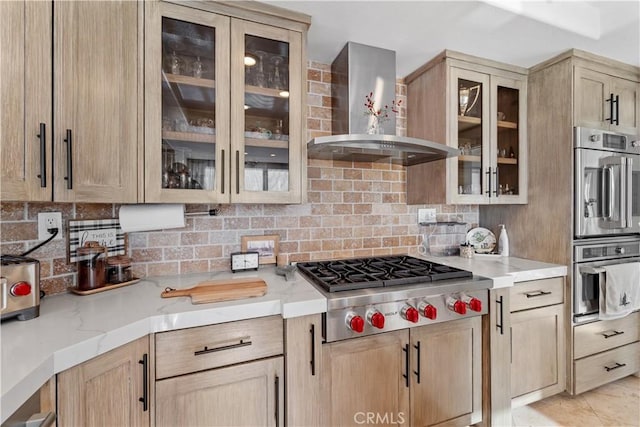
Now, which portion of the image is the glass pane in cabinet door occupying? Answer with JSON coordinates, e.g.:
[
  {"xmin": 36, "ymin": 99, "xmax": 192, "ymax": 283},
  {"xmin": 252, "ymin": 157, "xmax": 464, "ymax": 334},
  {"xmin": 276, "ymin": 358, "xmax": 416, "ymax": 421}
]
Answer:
[
  {"xmin": 243, "ymin": 35, "xmax": 290, "ymax": 192},
  {"xmin": 496, "ymin": 86, "xmax": 519, "ymax": 196},
  {"xmin": 457, "ymin": 78, "xmax": 483, "ymax": 196},
  {"xmin": 160, "ymin": 18, "xmax": 216, "ymax": 191}
]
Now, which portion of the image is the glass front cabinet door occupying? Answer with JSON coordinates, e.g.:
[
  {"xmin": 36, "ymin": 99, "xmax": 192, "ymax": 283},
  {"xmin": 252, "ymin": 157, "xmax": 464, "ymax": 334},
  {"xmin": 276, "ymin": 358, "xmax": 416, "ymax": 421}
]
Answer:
[
  {"xmin": 449, "ymin": 68, "xmax": 527, "ymax": 204},
  {"xmin": 145, "ymin": 2, "xmax": 304, "ymax": 203}
]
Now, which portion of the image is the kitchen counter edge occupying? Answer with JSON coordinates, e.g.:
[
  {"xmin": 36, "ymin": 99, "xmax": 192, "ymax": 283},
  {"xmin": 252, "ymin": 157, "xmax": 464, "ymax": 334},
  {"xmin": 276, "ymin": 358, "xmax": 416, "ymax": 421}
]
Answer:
[{"xmin": 1, "ymin": 268, "xmax": 326, "ymax": 423}]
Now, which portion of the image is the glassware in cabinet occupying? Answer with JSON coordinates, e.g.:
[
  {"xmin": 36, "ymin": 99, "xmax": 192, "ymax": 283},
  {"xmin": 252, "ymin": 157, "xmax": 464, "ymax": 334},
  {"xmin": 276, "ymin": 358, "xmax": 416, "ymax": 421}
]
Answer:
[
  {"xmin": 144, "ymin": 1, "xmax": 230, "ymax": 203},
  {"xmin": 231, "ymin": 19, "xmax": 302, "ymax": 203},
  {"xmin": 492, "ymin": 74, "xmax": 527, "ymax": 203}
]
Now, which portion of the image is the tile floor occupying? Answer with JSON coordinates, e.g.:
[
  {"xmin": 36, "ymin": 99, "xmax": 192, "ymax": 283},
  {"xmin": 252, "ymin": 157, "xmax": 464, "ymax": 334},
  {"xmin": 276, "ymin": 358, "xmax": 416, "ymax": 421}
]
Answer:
[{"xmin": 512, "ymin": 375, "xmax": 639, "ymax": 426}]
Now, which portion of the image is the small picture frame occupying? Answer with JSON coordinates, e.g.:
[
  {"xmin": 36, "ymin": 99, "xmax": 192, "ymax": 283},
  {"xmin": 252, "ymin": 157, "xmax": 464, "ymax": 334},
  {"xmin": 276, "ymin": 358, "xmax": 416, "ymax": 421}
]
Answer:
[{"xmin": 241, "ymin": 234, "xmax": 280, "ymax": 265}]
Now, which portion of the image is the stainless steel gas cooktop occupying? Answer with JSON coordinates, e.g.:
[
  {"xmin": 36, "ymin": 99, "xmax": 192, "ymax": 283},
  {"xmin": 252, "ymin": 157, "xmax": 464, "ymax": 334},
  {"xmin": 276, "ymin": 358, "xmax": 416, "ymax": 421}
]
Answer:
[{"xmin": 296, "ymin": 255, "xmax": 473, "ymax": 292}]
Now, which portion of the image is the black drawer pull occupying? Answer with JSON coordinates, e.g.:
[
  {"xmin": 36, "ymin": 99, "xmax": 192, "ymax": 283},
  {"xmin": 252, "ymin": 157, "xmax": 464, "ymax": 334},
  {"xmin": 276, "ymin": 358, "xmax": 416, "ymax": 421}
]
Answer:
[
  {"xmin": 310, "ymin": 324, "xmax": 316, "ymax": 376},
  {"xmin": 496, "ymin": 295, "xmax": 504, "ymax": 335},
  {"xmin": 602, "ymin": 330, "xmax": 625, "ymax": 339},
  {"xmin": 525, "ymin": 290, "xmax": 552, "ymax": 298},
  {"xmin": 64, "ymin": 129, "xmax": 73, "ymax": 189},
  {"xmin": 194, "ymin": 338, "xmax": 252, "ymax": 356},
  {"xmin": 413, "ymin": 341, "xmax": 421, "ymax": 384},
  {"xmin": 402, "ymin": 343, "xmax": 409, "ymax": 388},
  {"xmin": 138, "ymin": 353, "xmax": 148, "ymax": 411},
  {"xmin": 37, "ymin": 123, "xmax": 47, "ymax": 187},
  {"xmin": 604, "ymin": 362, "xmax": 626, "ymax": 372}
]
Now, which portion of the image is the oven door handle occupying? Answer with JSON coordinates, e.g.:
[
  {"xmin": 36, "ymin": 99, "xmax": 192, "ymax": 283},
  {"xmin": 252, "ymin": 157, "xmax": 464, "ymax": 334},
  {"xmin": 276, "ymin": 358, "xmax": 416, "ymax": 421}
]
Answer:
[{"xmin": 602, "ymin": 166, "xmax": 615, "ymax": 221}]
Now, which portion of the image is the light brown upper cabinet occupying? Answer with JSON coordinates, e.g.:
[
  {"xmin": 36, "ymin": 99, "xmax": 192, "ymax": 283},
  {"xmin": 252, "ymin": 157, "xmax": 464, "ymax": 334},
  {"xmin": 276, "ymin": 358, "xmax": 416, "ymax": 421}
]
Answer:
[
  {"xmin": 144, "ymin": 1, "xmax": 308, "ymax": 204},
  {"xmin": 1, "ymin": 0, "xmax": 141, "ymax": 203},
  {"xmin": 575, "ymin": 67, "xmax": 639, "ymax": 135},
  {"xmin": 406, "ymin": 51, "xmax": 528, "ymax": 205}
]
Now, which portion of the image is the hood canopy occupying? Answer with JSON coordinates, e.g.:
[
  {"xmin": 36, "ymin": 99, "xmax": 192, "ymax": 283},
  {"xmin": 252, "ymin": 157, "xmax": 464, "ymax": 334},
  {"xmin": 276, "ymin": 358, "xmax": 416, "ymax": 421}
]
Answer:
[{"xmin": 307, "ymin": 42, "xmax": 456, "ymax": 166}]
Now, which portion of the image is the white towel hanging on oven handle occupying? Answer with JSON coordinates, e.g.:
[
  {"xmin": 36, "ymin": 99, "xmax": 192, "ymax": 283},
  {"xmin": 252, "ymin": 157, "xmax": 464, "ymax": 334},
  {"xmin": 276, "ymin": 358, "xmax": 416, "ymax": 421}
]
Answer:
[{"xmin": 599, "ymin": 262, "xmax": 640, "ymax": 320}]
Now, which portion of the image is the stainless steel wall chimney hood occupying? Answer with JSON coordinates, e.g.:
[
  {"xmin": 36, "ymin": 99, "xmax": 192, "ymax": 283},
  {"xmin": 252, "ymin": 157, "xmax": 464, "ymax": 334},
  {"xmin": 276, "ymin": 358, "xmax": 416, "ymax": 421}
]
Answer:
[{"xmin": 307, "ymin": 42, "xmax": 457, "ymax": 166}]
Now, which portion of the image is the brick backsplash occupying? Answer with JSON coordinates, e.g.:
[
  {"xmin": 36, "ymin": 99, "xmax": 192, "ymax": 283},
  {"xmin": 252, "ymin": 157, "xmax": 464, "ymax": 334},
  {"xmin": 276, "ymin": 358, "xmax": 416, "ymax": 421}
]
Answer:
[{"xmin": 0, "ymin": 62, "xmax": 478, "ymax": 295}]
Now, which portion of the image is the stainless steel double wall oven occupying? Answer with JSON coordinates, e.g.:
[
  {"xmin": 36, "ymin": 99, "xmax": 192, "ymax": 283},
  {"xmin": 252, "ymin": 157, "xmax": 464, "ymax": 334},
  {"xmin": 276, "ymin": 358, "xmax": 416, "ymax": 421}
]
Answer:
[{"xmin": 573, "ymin": 127, "xmax": 640, "ymax": 323}]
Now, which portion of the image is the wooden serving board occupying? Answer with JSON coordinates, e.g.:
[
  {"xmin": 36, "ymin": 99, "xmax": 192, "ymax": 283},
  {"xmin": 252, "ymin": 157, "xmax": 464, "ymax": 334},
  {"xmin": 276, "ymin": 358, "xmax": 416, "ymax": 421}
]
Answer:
[{"xmin": 160, "ymin": 277, "xmax": 267, "ymax": 304}]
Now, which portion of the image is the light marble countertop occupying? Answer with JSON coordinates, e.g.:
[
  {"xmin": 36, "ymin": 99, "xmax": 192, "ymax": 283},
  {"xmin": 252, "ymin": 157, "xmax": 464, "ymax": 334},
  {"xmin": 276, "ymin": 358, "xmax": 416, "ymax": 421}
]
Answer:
[
  {"xmin": 0, "ymin": 255, "xmax": 567, "ymax": 421},
  {"xmin": 0, "ymin": 268, "xmax": 326, "ymax": 423},
  {"xmin": 422, "ymin": 254, "xmax": 567, "ymax": 288}
]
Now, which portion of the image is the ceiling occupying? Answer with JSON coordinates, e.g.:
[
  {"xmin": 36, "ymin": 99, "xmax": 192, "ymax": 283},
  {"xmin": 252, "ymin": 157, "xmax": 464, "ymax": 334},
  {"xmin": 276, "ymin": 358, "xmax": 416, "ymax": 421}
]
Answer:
[{"xmin": 264, "ymin": 0, "xmax": 640, "ymax": 77}]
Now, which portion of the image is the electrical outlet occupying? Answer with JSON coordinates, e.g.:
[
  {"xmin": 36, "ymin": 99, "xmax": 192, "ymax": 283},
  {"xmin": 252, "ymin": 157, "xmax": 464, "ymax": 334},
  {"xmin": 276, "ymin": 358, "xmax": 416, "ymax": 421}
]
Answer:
[
  {"xmin": 417, "ymin": 208, "xmax": 437, "ymax": 225},
  {"xmin": 37, "ymin": 212, "xmax": 63, "ymax": 241}
]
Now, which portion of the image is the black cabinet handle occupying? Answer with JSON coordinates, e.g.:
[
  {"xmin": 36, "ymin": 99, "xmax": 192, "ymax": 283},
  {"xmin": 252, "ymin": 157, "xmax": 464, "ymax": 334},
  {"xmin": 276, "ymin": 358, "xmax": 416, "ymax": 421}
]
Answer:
[
  {"xmin": 235, "ymin": 150, "xmax": 240, "ymax": 194},
  {"xmin": 310, "ymin": 324, "xmax": 316, "ymax": 376},
  {"xmin": 63, "ymin": 129, "xmax": 73, "ymax": 189},
  {"xmin": 525, "ymin": 290, "xmax": 552, "ymax": 298},
  {"xmin": 602, "ymin": 330, "xmax": 624, "ymax": 339},
  {"xmin": 274, "ymin": 375, "xmax": 280, "ymax": 427},
  {"xmin": 496, "ymin": 295, "xmax": 504, "ymax": 335},
  {"xmin": 413, "ymin": 341, "xmax": 421, "ymax": 384},
  {"xmin": 194, "ymin": 338, "xmax": 252, "ymax": 356},
  {"xmin": 606, "ymin": 93, "xmax": 614, "ymax": 124},
  {"xmin": 604, "ymin": 362, "xmax": 626, "ymax": 372},
  {"xmin": 614, "ymin": 94, "xmax": 620, "ymax": 125},
  {"xmin": 221, "ymin": 149, "xmax": 225, "ymax": 194},
  {"xmin": 138, "ymin": 354, "xmax": 148, "ymax": 411},
  {"xmin": 402, "ymin": 343, "xmax": 409, "ymax": 388},
  {"xmin": 485, "ymin": 167, "xmax": 492, "ymax": 197},
  {"xmin": 37, "ymin": 123, "xmax": 46, "ymax": 187},
  {"xmin": 493, "ymin": 166, "xmax": 499, "ymax": 197}
]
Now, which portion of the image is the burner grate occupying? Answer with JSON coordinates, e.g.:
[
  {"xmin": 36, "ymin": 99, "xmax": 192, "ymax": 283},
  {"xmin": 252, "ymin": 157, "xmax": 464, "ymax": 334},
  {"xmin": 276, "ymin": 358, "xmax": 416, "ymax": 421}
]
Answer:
[{"xmin": 297, "ymin": 255, "xmax": 472, "ymax": 292}]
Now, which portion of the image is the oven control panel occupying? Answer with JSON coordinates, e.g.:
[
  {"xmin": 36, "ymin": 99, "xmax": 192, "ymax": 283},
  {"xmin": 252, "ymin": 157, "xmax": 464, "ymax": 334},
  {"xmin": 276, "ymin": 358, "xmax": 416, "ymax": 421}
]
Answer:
[{"xmin": 325, "ymin": 290, "xmax": 488, "ymax": 342}]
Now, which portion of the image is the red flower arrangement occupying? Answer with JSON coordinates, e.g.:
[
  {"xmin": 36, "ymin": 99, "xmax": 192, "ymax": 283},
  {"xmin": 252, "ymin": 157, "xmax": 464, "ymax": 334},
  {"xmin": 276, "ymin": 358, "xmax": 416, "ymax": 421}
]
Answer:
[{"xmin": 364, "ymin": 92, "xmax": 402, "ymax": 124}]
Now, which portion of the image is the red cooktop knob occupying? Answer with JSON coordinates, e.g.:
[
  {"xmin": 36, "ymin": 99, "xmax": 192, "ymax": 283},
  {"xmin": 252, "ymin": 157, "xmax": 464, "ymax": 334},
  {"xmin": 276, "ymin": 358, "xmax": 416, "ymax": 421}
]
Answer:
[
  {"xmin": 347, "ymin": 314, "xmax": 365, "ymax": 333},
  {"xmin": 454, "ymin": 300, "xmax": 466, "ymax": 315},
  {"xmin": 468, "ymin": 298, "xmax": 482, "ymax": 312},
  {"xmin": 402, "ymin": 306, "xmax": 419, "ymax": 323},
  {"xmin": 370, "ymin": 311, "xmax": 385, "ymax": 329},
  {"xmin": 10, "ymin": 281, "xmax": 32, "ymax": 297},
  {"xmin": 422, "ymin": 304, "xmax": 437, "ymax": 320},
  {"xmin": 446, "ymin": 297, "xmax": 467, "ymax": 315}
]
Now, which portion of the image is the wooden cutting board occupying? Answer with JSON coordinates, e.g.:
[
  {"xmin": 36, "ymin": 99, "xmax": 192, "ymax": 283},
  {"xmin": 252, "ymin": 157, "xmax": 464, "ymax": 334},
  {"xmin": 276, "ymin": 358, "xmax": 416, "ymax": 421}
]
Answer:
[{"xmin": 161, "ymin": 277, "xmax": 267, "ymax": 304}]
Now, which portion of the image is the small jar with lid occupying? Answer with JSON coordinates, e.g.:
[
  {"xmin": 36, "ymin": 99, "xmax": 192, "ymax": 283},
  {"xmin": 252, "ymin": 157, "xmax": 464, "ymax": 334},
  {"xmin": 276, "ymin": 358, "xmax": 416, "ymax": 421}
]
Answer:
[
  {"xmin": 106, "ymin": 255, "xmax": 133, "ymax": 284},
  {"xmin": 77, "ymin": 242, "xmax": 107, "ymax": 291}
]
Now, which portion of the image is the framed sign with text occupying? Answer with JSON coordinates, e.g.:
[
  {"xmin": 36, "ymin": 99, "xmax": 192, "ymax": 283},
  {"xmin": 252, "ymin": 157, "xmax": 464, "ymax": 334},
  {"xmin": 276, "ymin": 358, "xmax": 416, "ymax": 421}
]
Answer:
[{"xmin": 67, "ymin": 218, "xmax": 127, "ymax": 263}]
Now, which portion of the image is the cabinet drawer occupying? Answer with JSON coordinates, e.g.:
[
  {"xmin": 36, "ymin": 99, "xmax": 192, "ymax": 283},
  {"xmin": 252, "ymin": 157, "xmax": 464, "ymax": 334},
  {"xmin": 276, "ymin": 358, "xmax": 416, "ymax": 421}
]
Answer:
[
  {"xmin": 510, "ymin": 277, "xmax": 564, "ymax": 312},
  {"xmin": 155, "ymin": 316, "xmax": 283, "ymax": 379},
  {"xmin": 574, "ymin": 342, "xmax": 640, "ymax": 394},
  {"xmin": 574, "ymin": 312, "xmax": 640, "ymax": 359}
]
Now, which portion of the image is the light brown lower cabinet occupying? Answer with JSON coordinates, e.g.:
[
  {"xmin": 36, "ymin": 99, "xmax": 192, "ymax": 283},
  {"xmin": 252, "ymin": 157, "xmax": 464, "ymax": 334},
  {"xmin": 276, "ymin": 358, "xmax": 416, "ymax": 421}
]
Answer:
[
  {"xmin": 285, "ymin": 314, "xmax": 322, "ymax": 427},
  {"xmin": 321, "ymin": 317, "xmax": 482, "ymax": 427},
  {"xmin": 57, "ymin": 336, "xmax": 150, "ymax": 427},
  {"xmin": 510, "ymin": 303, "xmax": 565, "ymax": 401},
  {"xmin": 155, "ymin": 356, "xmax": 284, "ymax": 427},
  {"xmin": 485, "ymin": 278, "xmax": 566, "ymax": 425}
]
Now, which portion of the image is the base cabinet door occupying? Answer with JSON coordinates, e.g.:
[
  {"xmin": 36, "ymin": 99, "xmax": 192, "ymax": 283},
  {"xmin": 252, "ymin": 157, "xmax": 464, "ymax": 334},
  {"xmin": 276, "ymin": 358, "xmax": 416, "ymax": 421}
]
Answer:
[
  {"xmin": 321, "ymin": 331, "xmax": 410, "ymax": 427},
  {"xmin": 285, "ymin": 314, "xmax": 322, "ymax": 426},
  {"xmin": 510, "ymin": 304, "xmax": 565, "ymax": 400},
  {"xmin": 155, "ymin": 357, "xmax": 284, "ymax": 427},
  {"xmin": 57, "ymin": 336, "xmax": 150, "ymax": 427},
  {"xmin": 411, "ymin": 317, "xmax": 482, "ymax": 427}
]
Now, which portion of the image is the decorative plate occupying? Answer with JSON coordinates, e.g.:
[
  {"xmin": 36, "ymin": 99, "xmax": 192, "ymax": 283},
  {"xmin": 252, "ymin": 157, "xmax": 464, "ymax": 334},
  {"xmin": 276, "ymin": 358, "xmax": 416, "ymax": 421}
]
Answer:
[{"xmin": 466, "ymin": 227, "xmax": 496, "ymax": 254}]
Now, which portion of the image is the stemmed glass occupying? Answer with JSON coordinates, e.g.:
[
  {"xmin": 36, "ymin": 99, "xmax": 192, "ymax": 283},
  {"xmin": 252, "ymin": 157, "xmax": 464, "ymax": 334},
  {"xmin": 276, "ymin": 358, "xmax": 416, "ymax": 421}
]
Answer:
[
  {"xmin": 270, "ymin": 56, "xmax": 284, "ymax": 90},
  {"xmin": 253, "ymin": 51, "xmax": 267, "ymax": 87}
]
